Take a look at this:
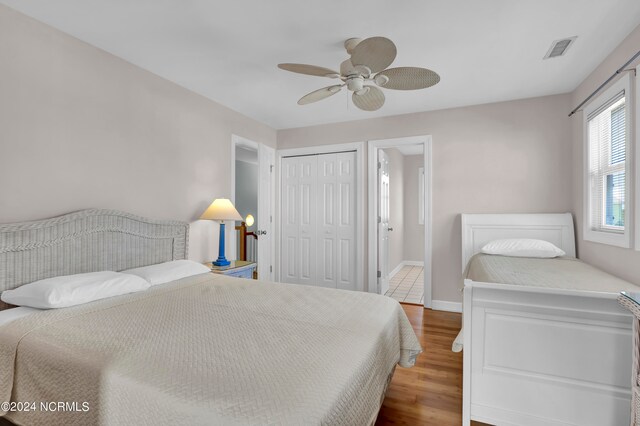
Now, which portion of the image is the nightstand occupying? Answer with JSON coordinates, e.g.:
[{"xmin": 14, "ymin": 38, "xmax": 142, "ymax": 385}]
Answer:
[{"xmin": 205, "ymin": 260, "xmax": 257, "ymax": 279}]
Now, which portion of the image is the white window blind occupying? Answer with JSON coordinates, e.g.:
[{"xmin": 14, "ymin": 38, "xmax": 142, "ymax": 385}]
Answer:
[{"xmin": 587, "ymin": 91, "xmax": 626, "ymax": 233}]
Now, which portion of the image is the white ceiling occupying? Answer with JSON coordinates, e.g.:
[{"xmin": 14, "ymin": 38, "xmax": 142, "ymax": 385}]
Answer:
[{"xmin": 3, "ymin": 0, "xmax": 640, "ymax": 129}]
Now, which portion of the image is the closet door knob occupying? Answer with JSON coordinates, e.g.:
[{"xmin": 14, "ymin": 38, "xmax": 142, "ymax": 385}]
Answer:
[{"xmin": 388, "ymin": 227, "xmax": 394, "ymax": 231}]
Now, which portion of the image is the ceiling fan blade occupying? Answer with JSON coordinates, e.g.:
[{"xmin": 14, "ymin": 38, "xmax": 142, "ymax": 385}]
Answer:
[
  {"xmin": 298, "ymin": 85, "xmax": 343, "ymax": 105},
  {"xmin": 352, "ymin": 86, "xmax": 385, "ymax": 111},
  {"xmin": 350, "ymin": 37, "xmax": 397, "ymax": 73},
  {"xmin": 278, "ymin": 63, "xmax": 340, "ymax": 78},
  {"xmin": 375, "ymin": 67, "xmax": 440, "ymax": 90}
]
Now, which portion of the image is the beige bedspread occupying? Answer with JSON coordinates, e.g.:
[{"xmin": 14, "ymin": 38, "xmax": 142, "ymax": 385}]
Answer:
[
  {"xmin": 0, "ymin": 273, "xmax": 421, "ymax": 426},
  {"xmin": 466, "ymin": 254, "xmax": 639, "ymax": 293}
]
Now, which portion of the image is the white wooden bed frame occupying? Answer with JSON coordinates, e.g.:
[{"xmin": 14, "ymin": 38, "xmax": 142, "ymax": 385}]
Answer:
[{"xmin": 461, "ymin": 213, "xmax": 632, "ymax": 426}]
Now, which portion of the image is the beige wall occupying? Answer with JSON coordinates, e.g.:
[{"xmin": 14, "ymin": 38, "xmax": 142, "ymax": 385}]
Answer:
[
  {"xmin": 0, "ymin": 5, "xmax": 277, "ymax": 263},
  {"xmin": 402, "ymin": 155, "xmax": 425, "ymax": 263},
  {"xmin": 383, "ymin": 148, "xmax": 405, "ymax": 273},
  {"xmin": 278, "ymin": 94, "xmax": 573, "ymax": 302},
  {"xmin": 570, "ymin": 24, "xmax": 640, "ymax": 285},
  {"xmin": 5, "ymin": 3, "xmax": 609, "ymax": 303}
]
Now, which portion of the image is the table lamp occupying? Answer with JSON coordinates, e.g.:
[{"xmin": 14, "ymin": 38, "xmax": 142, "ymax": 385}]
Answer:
[{"xmin": 200, "ymin": 198, "xmax": 242, "ymax": 266}]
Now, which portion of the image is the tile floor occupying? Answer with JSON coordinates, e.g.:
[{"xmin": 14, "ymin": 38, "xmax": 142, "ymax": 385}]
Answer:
[{"xmin": 385, "ymin": 265, "xmax": 424, "ymax": 304}]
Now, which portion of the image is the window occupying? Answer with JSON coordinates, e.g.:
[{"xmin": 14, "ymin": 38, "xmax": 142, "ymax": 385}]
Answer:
[{"xmin": 583, "ymin": 75, "xmax": 632, "ymax": 247}]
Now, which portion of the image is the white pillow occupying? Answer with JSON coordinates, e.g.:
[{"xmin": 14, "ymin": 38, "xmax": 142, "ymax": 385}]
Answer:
[
  {"xmin": 481, "ymin": 239, "xmax": 566, "ymax": 258},
  {"xmin": 1, "ymin": 271, "xmax": 150, "ymax": 309},
  {"xmin": 122, "ymin": 260, "xmax": 210, "ymax": 286}
]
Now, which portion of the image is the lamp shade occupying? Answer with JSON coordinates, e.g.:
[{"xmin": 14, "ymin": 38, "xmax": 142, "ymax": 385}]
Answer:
[{"xmin": 200, "ymin": 199, "xmax": 243, "ymax": 221}]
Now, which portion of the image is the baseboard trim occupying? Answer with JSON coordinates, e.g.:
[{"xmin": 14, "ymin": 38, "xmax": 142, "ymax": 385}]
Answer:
[
  {"xmin": 432, "ymin": 300, "xmax": 462, "ymax": 313},
  {"xmin": 389, "ymin": 260, "xmax": 425, "ymax": 279},
  {"xmin": 389, "ymin": 262, "xmax": 405, "ymax": 279}
]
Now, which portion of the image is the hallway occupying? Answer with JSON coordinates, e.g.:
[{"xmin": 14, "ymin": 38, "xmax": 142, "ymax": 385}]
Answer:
[{"xmin": 385, "ymin": 265, "xmax": 424, "ymax": 304}]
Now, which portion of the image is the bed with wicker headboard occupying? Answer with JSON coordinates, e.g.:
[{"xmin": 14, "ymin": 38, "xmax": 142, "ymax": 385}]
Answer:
[
  {"xmin": 0, "ymin": 209, "xmax": 422, "ymax": 426},
  {"xmin": 0, "ymin": 209, "xmax": 188, "ymax": 309}
]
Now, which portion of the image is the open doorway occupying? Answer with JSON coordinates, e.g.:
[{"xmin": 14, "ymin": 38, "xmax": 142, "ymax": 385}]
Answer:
[
  {"xmin": 368, "ymin": 136, "xmax": 432, "ymax": 308},
  {"xmin": 231, "ymin": 135, "xmax": 276, "ymax": 281},
  {"xmin": 378, "ymin": 145, "xmax": 425, "ymax": 304},
  {"xmin": 234, "ymin": 145, "xmax": 259, "ymax": 265}
]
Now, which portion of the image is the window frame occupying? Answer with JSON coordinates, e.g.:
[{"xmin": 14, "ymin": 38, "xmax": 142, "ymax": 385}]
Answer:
[{"xmin": 583, "ymin": 73, "xmax": 633, "ymax": 248}]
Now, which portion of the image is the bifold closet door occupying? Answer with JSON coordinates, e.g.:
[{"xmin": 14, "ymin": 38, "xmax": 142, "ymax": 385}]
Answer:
[
  {"xmin": 281, "ymin": 152, "xmax": 356, "ymax": 290},
  {"xmin": 281, "ymin": 155, "xmax": 317, "ymax": 285},
  {"xmin": 317, "ymin": 152, "xmax": 357, "ymax": 290}
]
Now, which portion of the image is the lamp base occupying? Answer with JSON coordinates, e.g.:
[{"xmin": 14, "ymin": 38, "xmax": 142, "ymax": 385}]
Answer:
[
  {"xmin": 213, "ymin": 222, "xmax": 230, "ymax": 267},
  {"xmin": 212, "ymin": 257, "xmax": 231, "ymax": 267}
]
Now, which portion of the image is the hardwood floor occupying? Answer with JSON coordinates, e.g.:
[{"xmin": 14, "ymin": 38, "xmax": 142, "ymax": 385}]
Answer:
[{"xmin": 376, "ymin": 304, "xmax": 489, "ymax": 426}]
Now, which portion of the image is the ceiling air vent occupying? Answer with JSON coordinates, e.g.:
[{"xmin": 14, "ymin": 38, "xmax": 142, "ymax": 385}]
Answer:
[{"xmin": 543, "ymin": 36, "xmax": 577, "ymax": 59}]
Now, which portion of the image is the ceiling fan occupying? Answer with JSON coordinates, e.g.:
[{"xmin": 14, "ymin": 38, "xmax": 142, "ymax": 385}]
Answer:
[{"xmin": 278, "ymin": 37, "xmax": 440, "ymax": 111}]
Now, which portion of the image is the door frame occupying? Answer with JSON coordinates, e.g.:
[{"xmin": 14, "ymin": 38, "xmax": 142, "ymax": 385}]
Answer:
[
  {"xmin": 367, "ymin": 136, "xmax": 433, "ymax": 308},
  {"xmin": 275, "ymin": 142, "xmax": 366, "ymax": 290},
  {"xmin": 230, "ymin": 134, "xmax": 261, "ymax": 264}
]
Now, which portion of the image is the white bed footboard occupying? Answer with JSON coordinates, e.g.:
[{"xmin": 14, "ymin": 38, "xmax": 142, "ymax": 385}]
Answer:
[{"xmin": 463, "ymin": 279, "xmax": 632, "ymax": 426}]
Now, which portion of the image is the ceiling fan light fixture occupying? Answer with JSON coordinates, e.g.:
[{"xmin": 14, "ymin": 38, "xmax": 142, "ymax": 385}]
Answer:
[
  {"xmin": 353, "ymin": 65, "xmax": 371, "ymax": 77},
  {"xmin": 346, "ymin": 76, "xmax": 365, "ymax": 92},
  {"xmin": 374, "ymin": 74, "xmax": 390, "ymax": 87}
]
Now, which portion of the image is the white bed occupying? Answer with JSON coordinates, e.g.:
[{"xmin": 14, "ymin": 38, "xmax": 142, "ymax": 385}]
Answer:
[{"xmin": 461, "ymin": 213, "xmax": 634, "ymax": 426}]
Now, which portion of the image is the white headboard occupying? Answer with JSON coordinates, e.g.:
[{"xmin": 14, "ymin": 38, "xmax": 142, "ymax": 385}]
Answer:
[{"xmin": 461, "ymin": 213, "xmax": 576, "ymax": 272}]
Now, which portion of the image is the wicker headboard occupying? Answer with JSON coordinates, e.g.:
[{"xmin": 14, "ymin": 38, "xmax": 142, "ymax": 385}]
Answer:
[{"xmin": 0, "ymin": 209, "xmax": 189, "ymax": 299}]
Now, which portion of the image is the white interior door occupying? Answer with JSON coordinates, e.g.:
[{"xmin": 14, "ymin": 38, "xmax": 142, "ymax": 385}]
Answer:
[
  {"xmin": 317, "ymin": 154, "xmax": 338, "ymax": 288},
  {"xmin": 281, "ymin": 157, "xmax": 298, "ymax": 283},
  {"xmin": 281, "ymin": 155, "xmax": 317, "ymax": 286},
  {"xmin": 281, "ymin": 151, "xmax": 356, "ymax": 290},
  {"xmin": 317, "ymin": 152, "xmax": 357, "ymax": 290},
  {"xmin": 298, "ymin": 156, "xmax": 317, "ymax": 285},
  {"xmin": 335, "ymin": 152, "xmax": 357, "ymax": 290},
  {"xmin": 257, "ymin": 144, "xmax": 275, "ymax": 281},
  {"xmin": 378, "ymin": 149, "xmax": 390, "ymax": 295}
]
